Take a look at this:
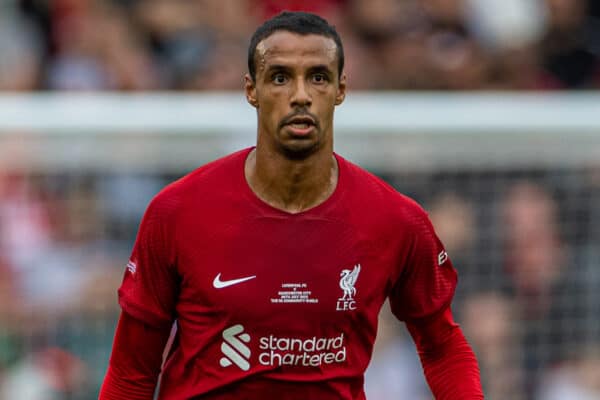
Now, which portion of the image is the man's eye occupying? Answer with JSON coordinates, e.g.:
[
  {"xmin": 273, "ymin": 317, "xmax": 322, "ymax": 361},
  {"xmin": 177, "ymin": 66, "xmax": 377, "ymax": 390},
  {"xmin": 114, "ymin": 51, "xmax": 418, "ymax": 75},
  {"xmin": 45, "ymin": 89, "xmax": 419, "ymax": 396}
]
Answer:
[
  {"xmin": 272, "ymin": 74, "xmax": 287, "ymax": 84},
  {"xmin": 312, "ymin": 74, "xmax": 328, "ymax": 83}
]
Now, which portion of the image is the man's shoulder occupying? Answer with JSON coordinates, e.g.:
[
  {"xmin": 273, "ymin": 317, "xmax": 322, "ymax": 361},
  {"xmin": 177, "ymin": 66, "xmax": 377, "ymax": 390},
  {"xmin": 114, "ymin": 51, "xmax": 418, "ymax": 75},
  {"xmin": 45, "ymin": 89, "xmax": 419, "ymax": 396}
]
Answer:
[
  {"xmin": 177, "ymin": 147, "xmax": 249, "ymax": 188},
  {"xmin": 163, "ymin": 147, "xmax": 248, "ymax": 193},
  {"xmin": 147, "ymin": 148, "xmax": 250, "ymax": 214},
  {"xmin": 339, "ymin": 155, "xmax": 426, "ymax": 219}
]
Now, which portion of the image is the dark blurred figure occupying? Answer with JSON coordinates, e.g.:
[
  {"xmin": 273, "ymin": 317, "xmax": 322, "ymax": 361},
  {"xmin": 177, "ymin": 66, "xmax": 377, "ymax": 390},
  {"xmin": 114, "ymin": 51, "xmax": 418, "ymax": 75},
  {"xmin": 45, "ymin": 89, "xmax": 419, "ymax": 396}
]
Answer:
[
  {"xmin": 364, "ymin": 301, "xmax": 430, "ymax": 400},
  {"xmin": 0, "ymin": 171, "xmax": 128, "ymax": 399},
  {"xmin": 461, "ymin": 291, "xmax": 525, "ymax": 400},
  {"xmin": 0, "ymin": 0, "xmax": 44, "ymax": 90},
  {"xmin": 539, "ymin": 0, "xmax": 600, "ymax": 88},
  {"xmin": 500, "ymin": 181, "xmax": 565, "ymax": 398},
  {"xmin": 465, "ymin": 0, "xmax": 554, "ymax": 89},
  {"xmin": 6, "ymin": 0, "xmax": 600, "ymax": 90},
  {"xmin": 427, "ymin": 191, "xmax": 477, "ymax": 271},
  {"xmin": 135, "ymin": 0, "xmax": 205, "ymax": 88},
  {"xmin": 537, "ymin": 346, "xmax": 600, "ymax": 400},
  {"xmin": 422, "ymin": 0, "xmax": 489, "ymax": 90},
  {"xmin": 502, "ymin": 181, "xmax": 565, "ymax": 319},
  {"xmin": 257, "ymin": 0, "xmax": 347, "ymax": 19},
  {"xmin": 500, "ymin": 180, "xmax": 599, "ymax": 398},
  {"xmin": 45, "ymin": 0, "xmax": 157, "ymax": 90},
  {"xmin": 1, "ymin": 347, "xmax": 88, "ymax": 400},
  {"xmin": 346, "ymin": 0, "xmax": 491, "ymax": 90}
]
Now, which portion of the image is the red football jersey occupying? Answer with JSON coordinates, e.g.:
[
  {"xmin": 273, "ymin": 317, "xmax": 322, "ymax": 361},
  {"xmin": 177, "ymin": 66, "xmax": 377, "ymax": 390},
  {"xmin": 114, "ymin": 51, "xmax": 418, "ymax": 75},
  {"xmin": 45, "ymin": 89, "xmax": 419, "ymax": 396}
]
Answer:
[{"xmin": 118, "ymin": 148, "xmax": 457, "ymax": 400}]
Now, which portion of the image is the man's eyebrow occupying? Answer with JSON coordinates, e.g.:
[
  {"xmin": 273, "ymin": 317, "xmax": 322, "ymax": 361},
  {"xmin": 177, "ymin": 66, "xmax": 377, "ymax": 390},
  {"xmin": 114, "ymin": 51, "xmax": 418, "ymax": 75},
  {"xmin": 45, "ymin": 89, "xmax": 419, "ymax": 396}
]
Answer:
[
  {"xmin": 264, "ymin": 64, "xmax": 334, "ymax": 73},
  {"xmin": 265, "ymin": 64, "xmax": 292, "ymax": 73},
  {"xmin": 308, "ymin": 65, "xmax": 334, "ymax": 74}
]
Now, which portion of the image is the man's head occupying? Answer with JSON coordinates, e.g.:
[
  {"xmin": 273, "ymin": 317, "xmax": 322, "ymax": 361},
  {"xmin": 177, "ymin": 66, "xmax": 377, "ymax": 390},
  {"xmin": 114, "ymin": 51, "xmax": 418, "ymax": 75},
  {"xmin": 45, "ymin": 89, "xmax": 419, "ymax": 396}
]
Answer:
[
  {"xmin": 247, "ymin": 11, "xmax": 344, "ymax": 83},
  {"xmin": 245, "ymin": 11, "xmax": 346, "ymax": 160}
]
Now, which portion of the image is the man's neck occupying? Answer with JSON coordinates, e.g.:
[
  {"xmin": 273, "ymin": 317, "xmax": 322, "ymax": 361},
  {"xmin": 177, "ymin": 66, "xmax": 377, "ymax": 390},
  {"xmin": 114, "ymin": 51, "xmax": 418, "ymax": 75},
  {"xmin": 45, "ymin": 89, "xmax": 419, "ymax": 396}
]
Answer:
[{"xmin": 245, "ymin": 146, "xmax": 338, "ymax": 214}]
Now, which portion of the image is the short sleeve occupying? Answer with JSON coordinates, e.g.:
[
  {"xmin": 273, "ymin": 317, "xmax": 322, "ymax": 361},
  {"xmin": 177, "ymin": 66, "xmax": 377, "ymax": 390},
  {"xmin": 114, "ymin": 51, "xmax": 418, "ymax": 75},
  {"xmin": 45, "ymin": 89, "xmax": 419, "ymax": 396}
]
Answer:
[
  {"xmin": 389, "ymin": 209, "xmax": 457, "ymax": 322},
  {"xmin": 118, "ymin": 194, "xmax": 179, "ymax": 328}
]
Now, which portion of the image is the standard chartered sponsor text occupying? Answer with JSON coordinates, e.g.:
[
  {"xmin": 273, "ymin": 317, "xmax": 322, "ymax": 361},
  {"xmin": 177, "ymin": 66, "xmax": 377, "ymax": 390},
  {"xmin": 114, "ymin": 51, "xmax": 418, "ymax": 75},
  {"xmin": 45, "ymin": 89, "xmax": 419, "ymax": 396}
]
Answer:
[{"xmin": 257, "ymin": 333, "xmax": 346, "ymax": 367}]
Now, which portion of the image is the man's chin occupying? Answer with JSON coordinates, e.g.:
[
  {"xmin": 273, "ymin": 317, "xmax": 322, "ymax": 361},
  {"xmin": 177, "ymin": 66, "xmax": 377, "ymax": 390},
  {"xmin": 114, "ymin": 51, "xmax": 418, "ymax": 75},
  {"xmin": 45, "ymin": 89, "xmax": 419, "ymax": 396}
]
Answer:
[{"xmin": 276, "ymin": 140, "xmax": 321, "ymax": 160}]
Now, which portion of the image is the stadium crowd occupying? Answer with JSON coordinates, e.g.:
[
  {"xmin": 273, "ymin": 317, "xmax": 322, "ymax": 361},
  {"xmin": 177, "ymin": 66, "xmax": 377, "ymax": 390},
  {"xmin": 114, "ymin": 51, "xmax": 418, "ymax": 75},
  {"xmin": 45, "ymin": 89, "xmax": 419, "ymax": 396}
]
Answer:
[
  {"xmin": 1, "ymin": 1, "xmax": 600, "ymax": 399},
  {"xmin": 0, "ymin": 0, "xmax": 600, "ymax": 91}
]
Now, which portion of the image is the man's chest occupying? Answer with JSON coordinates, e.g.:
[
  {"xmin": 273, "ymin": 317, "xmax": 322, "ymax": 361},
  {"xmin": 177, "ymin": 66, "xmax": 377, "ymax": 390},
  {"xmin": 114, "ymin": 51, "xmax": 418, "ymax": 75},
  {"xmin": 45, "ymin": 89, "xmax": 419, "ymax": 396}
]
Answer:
[{"xmin": 175, "ymin": 216, "xmax": 395, "ymax": 327}]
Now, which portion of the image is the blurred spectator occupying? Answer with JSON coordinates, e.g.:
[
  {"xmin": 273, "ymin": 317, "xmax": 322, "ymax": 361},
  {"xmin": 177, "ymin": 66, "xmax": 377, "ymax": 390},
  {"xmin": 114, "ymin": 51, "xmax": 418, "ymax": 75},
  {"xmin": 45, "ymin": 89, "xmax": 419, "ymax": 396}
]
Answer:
[
  {"xmin": 498, "ymin": 180, "xmax": 599, "ymax": 397},
  {"xmin": 0, "ymin": 1, "xmax": 43, "ymax": 90},
  {"xmin": 364, "ymin": 302, "xmax": 430, "ymax": 400},
  {"xmin": 461, "ymin": 291, "xmax": 525, "ymax": 399},
  {"xmin": 586, "ymin": 166, "xmax": 600, "ymax": 244},
  {"xmin": 0, "ymin": 255, "xmax": 24, "ymax": 379},
  {"xmin": 539, "ymin": 0, "xmax": 600, "ymax": 88},
  {"xmin": 132, "ymin": 0, "xmax": 217, "ymax": 89},
  {"xmin": 0, "ymin": 170, "xmax": 131, "ymax": 399},
  {"xmin": 501, "ymin": 181, "xmax": 565, "ymax": 315},
  {"xmin": 537, "ymin": 347, "xmax": 600, "ymax": 400},
  {"xmin": 0, "ymin": 347, "xmax": 88, "ymax": 400},
  {"xmin": 464, "ymin": 0, "xmax": 554, "ymax": 89},
  {"xmin": 466, "ymin": 0, "xmax": 548, "ymax": 51},
  {"xmin": 0, "ymin": 173, "xmax": 54, "ymax": 299},
  {"xmin": 501, "ymin": 182, "xmax": 565, "ymax": 393},
  {"xmin": 258, "ymin": 0, "xmax": 346, "ymax": 19},
  {"xmin": 345, "ymin": 0, "xmax": 415, "ymax": 89},
  {"xmin": 1, "ymin": 0, "xmax": 597, "ymax": 91},
  {"xmin": 181, "ymin": 39, "xmax": 248, "ymax": 90},
  {"xmin": 427, "ymin": 191, "xmax": 476, "ymax": 264},
  {"xmin": 47, "ymin": 1, "xmax": 157, "ymax": 90}
]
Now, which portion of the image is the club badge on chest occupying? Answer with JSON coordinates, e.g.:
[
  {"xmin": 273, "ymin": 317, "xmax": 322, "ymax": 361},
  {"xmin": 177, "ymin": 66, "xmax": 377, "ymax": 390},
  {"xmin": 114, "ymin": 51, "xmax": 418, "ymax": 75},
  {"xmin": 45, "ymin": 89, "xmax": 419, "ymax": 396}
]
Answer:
[{"xmin": 336, "ymin": 264, "xmax": 361, "ymax": 311}]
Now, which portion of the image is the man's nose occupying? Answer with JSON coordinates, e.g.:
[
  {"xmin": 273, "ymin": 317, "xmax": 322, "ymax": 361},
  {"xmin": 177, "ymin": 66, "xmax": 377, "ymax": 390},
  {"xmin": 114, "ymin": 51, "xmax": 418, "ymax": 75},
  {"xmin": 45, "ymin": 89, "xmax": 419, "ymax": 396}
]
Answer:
[{"xmin": 290, "ymin": 78, "xmax": 312, "ymax": 107}]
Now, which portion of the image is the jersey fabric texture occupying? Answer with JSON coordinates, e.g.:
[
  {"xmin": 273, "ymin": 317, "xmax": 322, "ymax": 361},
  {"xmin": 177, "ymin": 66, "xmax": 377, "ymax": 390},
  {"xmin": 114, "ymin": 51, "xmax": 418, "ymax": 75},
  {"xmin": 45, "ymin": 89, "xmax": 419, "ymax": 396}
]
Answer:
[{"xmin": 118, "ymin": 148, "xmax": 458, "ymax": 400}]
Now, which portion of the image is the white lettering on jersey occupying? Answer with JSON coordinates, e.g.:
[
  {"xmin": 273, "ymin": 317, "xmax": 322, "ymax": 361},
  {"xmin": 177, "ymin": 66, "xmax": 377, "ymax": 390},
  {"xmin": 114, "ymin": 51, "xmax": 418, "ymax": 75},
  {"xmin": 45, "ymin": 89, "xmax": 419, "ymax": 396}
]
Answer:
[
  {"xmin": 257, "ymin": 333, "xmax": 346, "ymax": 367},
  {"xmin": 219, "ymin": 326, "xmax": 348, "ymax": 370},
  {"xmin": 270, "ymin": 282, "xmax": 319, "ymax": 304}
]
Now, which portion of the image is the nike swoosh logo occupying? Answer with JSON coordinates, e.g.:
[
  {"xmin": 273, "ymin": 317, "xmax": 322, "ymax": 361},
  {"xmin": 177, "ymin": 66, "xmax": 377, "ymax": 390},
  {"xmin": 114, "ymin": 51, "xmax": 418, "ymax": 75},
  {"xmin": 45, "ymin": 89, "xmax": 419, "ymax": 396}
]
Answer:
[{"xmin": 213, "ymin": 273, "xmax": 256, "ymax": 289}]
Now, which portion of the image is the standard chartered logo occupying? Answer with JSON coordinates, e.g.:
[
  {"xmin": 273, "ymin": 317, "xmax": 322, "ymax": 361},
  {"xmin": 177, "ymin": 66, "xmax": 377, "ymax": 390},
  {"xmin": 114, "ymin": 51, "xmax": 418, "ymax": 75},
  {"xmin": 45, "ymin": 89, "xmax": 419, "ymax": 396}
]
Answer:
[
  {"xmin": 219, "ymin": 325, "xmax": 347, "ymax": 371},
  {"xmin": 258, "ymin": 333, "xmax": 346, "ymax": 367},
  {"xmin": 220, "ymin": 324, "xmax": 251, "ymax": 371}
]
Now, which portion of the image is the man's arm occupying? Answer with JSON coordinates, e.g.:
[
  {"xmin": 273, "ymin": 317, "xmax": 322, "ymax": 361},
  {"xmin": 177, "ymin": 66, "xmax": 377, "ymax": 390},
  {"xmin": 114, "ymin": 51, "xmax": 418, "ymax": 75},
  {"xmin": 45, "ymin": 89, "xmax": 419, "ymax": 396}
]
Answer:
[
  {"xmin": 405, "ymin": 306, "xmax": 484, "ymax": 399},
  {"xmin": 99, "ymin": 312, "xmax": 173, "ymax": 400}
]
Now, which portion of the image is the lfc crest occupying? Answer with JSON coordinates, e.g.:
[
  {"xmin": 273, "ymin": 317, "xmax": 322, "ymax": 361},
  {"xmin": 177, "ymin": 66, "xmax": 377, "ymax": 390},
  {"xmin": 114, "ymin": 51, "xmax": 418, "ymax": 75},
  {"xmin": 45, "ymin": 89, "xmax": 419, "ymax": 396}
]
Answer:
[{"xmin": 336, "ymin": 264, "xmax": 361, "ymax": 311}]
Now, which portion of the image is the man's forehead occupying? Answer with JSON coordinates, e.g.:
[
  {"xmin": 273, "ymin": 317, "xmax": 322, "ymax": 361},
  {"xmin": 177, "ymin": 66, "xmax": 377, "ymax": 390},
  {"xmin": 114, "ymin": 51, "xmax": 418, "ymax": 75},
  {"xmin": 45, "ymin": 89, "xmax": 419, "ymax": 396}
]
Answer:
[{"xmin": 256, "ymin": 31, "xmax": 337, "ymax": 66}]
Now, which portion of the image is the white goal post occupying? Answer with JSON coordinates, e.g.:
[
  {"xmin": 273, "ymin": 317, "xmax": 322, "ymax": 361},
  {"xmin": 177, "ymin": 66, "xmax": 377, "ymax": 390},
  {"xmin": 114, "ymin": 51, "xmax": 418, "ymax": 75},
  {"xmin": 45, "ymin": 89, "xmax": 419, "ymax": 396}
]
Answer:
[{"xmin": 1, "ymin": 92, "xmax": 599, "ymax": 172}]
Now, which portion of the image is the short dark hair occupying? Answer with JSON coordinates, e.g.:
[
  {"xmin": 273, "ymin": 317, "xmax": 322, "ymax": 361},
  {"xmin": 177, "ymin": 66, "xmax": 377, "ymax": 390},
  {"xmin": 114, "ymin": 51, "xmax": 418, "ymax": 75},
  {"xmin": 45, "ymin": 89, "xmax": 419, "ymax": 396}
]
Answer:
[{"xmin": 247, "ymin": 11, "xmax": 344, "ymax": 82}]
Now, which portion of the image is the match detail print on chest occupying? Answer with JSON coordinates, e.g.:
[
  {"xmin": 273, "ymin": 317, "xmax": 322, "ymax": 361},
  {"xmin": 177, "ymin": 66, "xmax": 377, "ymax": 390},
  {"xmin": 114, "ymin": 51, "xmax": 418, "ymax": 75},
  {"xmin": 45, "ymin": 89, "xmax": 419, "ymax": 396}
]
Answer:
[{"xmin": 202, "ymin": 217, "xmax": 370, "ymax": 315}]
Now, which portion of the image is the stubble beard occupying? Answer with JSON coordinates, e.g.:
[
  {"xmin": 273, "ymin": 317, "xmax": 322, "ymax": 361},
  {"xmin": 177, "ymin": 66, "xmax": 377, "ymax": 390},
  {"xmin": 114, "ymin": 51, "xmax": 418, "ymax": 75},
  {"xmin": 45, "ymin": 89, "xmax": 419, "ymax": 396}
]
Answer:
[{"xmin": 276, "ymin": 138, "xmax": 322, "ymax": 160}]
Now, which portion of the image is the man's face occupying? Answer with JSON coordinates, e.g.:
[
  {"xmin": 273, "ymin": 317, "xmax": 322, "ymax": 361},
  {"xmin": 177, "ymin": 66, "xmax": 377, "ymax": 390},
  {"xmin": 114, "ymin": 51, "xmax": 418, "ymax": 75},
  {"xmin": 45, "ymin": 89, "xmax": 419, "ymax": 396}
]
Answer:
[{"xmin": 245, "ymin": 31, "xmax": 346, "ymax": 159}]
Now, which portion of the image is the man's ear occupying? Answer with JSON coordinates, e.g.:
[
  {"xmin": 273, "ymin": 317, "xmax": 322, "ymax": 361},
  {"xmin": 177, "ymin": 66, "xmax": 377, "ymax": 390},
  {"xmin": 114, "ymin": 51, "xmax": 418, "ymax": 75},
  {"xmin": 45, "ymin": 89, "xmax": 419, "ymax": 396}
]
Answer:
[
  {"xmin": 335, "ymin": 73, "xmax": 346, "ymax": 106},
  {"xmin": 244, "ymin": 74, "xmax": 258, "ymax": 108}
]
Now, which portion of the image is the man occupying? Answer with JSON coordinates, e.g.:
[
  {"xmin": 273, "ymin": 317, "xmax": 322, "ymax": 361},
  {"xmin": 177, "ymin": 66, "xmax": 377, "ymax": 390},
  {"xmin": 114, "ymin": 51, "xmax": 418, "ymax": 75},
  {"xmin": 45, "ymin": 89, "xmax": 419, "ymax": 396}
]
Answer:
[{"xmin": 99, "ymin": 11, "xmax": 483, "ymax": 399}]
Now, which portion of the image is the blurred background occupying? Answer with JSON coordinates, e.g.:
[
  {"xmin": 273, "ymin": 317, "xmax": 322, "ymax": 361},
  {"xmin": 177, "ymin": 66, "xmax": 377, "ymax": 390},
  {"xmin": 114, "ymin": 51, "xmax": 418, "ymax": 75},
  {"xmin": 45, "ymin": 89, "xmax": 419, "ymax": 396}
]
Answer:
[{"xmin": 0, "ymin": 0, "xmax": 599, "ymax": 399}]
